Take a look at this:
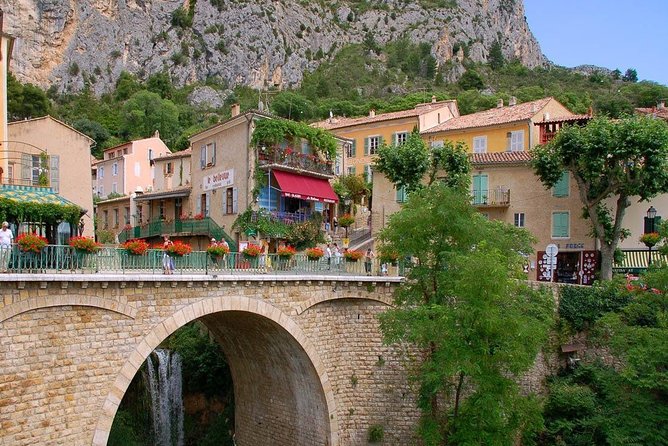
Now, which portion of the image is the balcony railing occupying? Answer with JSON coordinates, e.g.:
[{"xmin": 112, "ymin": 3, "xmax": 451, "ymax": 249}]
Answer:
[
  {"xmin": 256, "ymin": 210, "xmax": 312, "ymax": 224},
  {"xmin": 258, "ymin": 147, "xmax": 334, "ymax": 176},
  {"xmin": 118, "ymin": 217, "xmax": 235, "ymax": 249},
  {"xmin": 471, "ymin": 188, "xmax": 511, "ymax": 207},
  {"xmin": 0, "ymin": 244, "xmax": 406, "ymax": 277}
]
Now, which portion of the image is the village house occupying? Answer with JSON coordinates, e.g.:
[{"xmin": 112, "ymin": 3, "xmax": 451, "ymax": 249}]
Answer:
[
  {"xmin": 1, "ymin": 32, "xmax": 90, "ymax": 244},
  {"xmin": 187, "ymin": 105, "xmax": 341, "ymax": 249},
  {"xmin": 94, "ymin": 135, "xmax": 170, "ymax": 241},
  {"xmin": 373, "ymin": 97, "xmax": 602, "ymax": 284},
  {"xmin": 313, "ymin": 97, "xmax": 459, "ymax": 182}
]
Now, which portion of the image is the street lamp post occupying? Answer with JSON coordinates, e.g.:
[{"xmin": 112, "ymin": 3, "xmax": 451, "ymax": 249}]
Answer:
[{"xmin": 643, "ymin": 206, "xmax": 659, "ymax": 267}]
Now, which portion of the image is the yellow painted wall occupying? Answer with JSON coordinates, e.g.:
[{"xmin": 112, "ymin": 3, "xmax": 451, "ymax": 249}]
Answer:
[
  {"xmin": 426, "ymin": 122, "xmax": 531, "ymax": 153},
  {"xmin": 330, "ymin": 117, "xmax": 419, "ymax": 176}
]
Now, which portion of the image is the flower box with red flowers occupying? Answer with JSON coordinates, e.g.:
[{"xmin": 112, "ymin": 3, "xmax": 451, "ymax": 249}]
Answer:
[
  {"xmin": 69, "ymin": 236, "xmax": 101, "ymax": 253},
  {"xmin": 122, "ymin": 239, "xmax": 150, "ymax": 256},
  {"xmin": 305, "ymin": 247, "xmax": 324, "ymax": 260},
  {"xmin": 277, "ymin": 246, "xmax": 296, "ymax": 259},
  {"xmin": 344, "ymin": 250, "xmax": 364, "ymax": 262},
  {"xmin": 193, "ymin": 213, "xmax": 205, "ymax": 220},
  {"xmin": 639, "ymin": 232, "xmax": 661, "ymax": 247},
  {"xmin": 242, "ymin": 244, "xmax": 262, "ymax": 258},
  {"xmin": 16, "ymin": 233, "xmax": 48, "ymax": 253},
  {"xmin": 207, "ymin": 243, "xmax": 230, "ymax": 257},
  {"xmin": 338, "ymin": 214, "xmax": 355, "ymax": 228},
  {"xmin": 165, "ymin": 241, "xmax": 192, "ymax": 257}
]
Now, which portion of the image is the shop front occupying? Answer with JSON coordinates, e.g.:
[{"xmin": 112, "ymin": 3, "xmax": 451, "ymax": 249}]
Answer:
[
  {"xmin": 258, "ymin": 169, "xmax": 338, "ymax": 222},
  {"xmin": 536, "ymin": 242, "xmax": 599, "ymax": 285}
]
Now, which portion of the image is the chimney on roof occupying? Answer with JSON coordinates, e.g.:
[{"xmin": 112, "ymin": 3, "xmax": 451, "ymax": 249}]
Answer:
[
  {"xmin": 543, "ymin": 112, "xmax": 550, "ymax": 121},
  {"xmin": 431, "ymin": 95, "xmax": 437, "ymax": 103},
  {"xmin": 497, "ymin": 99, "xmax": 504, "ymax": 108},
  {"xmin": 509, "ymin": 96, "xmax": 517, "ymax": 106},
  {"xmin": 587, "ymin": 106, "xmax": 594, "ymax": 116},
  {"xmin": 153, "ymin": 130, "xmax": 160, "ymax": 138},
  {"xmin": 658, "ymin": 100, "xmax": 666, "ymax": 110},
  {"xmin": 369, "ymin": 109, "xmax": 376, "ymax": 118},
  {"xmin": 231, "ymin": 103, "xmax": 240, "ymax": 117}
]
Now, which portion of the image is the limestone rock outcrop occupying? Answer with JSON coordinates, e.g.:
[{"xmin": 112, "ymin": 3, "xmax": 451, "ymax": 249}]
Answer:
[{"xmin": 2, "ymin": 0, "xmax": 546, "ymax": 93}]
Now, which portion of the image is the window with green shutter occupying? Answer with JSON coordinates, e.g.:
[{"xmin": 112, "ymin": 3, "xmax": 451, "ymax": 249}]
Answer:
[
  {"xmin": 553, "ymin": 172, "xmax": 569, "ymax": 197},
  {"xmin": 364, "ymin": 137, "xmax": 369, "ymax": 156},
  {"xmin": 552, "ymin": 212, "xmax": 569, "ymax": 238},
  {"xmin": 396, "ymin": 185, "xmax": 407, "ymax": 203}
]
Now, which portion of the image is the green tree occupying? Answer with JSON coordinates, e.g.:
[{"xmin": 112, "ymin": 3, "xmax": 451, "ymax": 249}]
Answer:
[
  {"xmin": 488, "ymin": 40, "xmax": 505, "ymax": 70},
  {"xmin": 7, "ymin": 73, "xmax": 51, "ymax": 120},
  {"xmin": 378, "ymin": 184, "xmax": 553, "ymax": 445},
  {"xmin": 374, "ymin": 130, "xmax": 430, "ymax": 193},
  {"xmin": 374, "ymin": 131, "xmax": 471, "ymax": 193},
  {"xmin": 332, "ymin": 174, "xmax": 370, "ymax": 208},
  {"xmin": 458, "ymin": 69, "xmax": 485, "ymax": 91},
  {"xmin": 622, "ymin": 68, "xmax": 638, "ymax": 82},
  {"xmin": 531, "ymin": 115, "xmax": 668, "ymax": 280},
  {"xmin": 269, "ymin": 91, "xmax": 314, "ymax": 121},
  {"xmin": 72, "ymin": 118, "xmax": 111, "ymax": 157},
  {"xmin": 122, "ymin": 90, "xmax": 180, "ymax": 146},
  {"xmin": 146, "ymin": 71, "xmax": 174, "ymax": 100}
]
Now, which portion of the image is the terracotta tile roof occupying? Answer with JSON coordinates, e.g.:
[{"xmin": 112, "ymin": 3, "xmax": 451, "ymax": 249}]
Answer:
[
  {"xmin": 635, "ymin": 107, "xmax": 668, "ymax": 121},
  {"xmin": 470, "ymin": 151, "xmax": 532, "ymax": 166},
  {"xmin": 8, "ymin": 115, "xmax": 95, "ymax": 143},
  {"xmin": 312, "ymin": 101, "xmax": 457, "ymax": 130},
  {"xmin": 537, "ymin": 114, "xmax": 592, "ymax": 125},
  {"xmin": 155, "ymin": 148, "xmax": 191, "ymax": 161},
  {"xmin": 423, "ymin": 98, "xmax": 553, "ymax": 134}
]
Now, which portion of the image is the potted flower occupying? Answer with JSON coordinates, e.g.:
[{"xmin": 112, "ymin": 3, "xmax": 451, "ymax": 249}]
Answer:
[
  {"xmin": 165, "ymin": 241, "xmax": 192, "ymax": 257},
  {"xmin": 305, "ymin": 247, "xmax": 324, "ymax": 261},
  {"xmin": 338, "ymin": 214, "xmax": 355, "ymax": 228},
  {"xmin": 243, "ymin": 243, "xmax": 262, "ymax": 258},
  {"xmin": 16, "ymin": 233, "xmax": 48, "ymax": 253},
  {"xmin": 69, "ymin": 236, "xmax": 101, "ymax": 253},
  {"xmin": 640, "ymin": 232, "xmax": 661, "ymax": 248},
  {"xmin": 277, "ymin": 245, "xmax": 296, "ymax": 259},
  {"xmin": 122, "ymin": 239, "xmax": 150, "ymax": 256},
  {"xmin": 344, "ymin": 250, "xmax": 364, "ymax": 262},
  {"xmin": 379, "ymin": 250, "xmax": 399, "ymax": 266},
  {"xmin": 193, "ymin": 213, "xmax": 205, "ymax": 220},
  {"xmin": 207, "ymin": 242, "xmax": 230, "ymax": 258}
]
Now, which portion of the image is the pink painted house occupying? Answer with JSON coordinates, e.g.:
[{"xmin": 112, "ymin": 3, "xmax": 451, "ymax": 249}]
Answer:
[{"xmin": 95, "ymin": 135, "xmax": 170, "ymax": 199}]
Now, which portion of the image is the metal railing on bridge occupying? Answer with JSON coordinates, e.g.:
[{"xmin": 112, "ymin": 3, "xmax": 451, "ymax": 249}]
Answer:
[{"xmin": 0, "ymin": 245, "xmax": 405, "ymax": 277}]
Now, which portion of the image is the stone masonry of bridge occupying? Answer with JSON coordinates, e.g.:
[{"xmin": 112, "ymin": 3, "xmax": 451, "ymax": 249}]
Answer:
[{"xmin": 0, "ymin": 274, "xmax": 419, "ymax": 446}]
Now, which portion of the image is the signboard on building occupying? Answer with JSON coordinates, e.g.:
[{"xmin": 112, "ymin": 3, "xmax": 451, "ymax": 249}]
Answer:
[{"xmin": 203, "ymin": 169, "xmax": 234, "ymax": 191}]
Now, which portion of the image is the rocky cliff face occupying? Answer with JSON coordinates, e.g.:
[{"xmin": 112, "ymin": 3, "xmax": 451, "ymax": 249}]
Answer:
[{"xmin": 2, "ymin": 0, "xmax": 546, "ymax": 94}]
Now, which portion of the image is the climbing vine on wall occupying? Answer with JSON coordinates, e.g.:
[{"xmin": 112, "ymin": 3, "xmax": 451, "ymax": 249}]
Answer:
[{"xmin": 251, "ymin": 119, "xmax": 337, "ymax": 159}]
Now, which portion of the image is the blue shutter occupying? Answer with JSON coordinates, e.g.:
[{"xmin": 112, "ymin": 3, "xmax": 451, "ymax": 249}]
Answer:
[
  {"xmin": 232, "ymin": 187, "xmax": 238, "ymax": 214},
  {"xmin": 351, "ymin": 140, "xmax": 356, "ymax": 157},
  {"xmin": 364, "ymin": 137, "xmax": 369, "ymax": 156},
  {"xmin": 222, "ymin": 188, "xmax": 228, "ymax": 215},
  {"xmin": 392, "ymin": 132, "xmax": 397, "ymax": 146}
]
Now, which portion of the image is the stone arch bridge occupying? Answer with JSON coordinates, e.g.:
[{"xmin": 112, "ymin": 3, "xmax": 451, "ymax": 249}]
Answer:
[{"xmin": 0, "ymin": 274, "xmax": 419, "ymax": 445}]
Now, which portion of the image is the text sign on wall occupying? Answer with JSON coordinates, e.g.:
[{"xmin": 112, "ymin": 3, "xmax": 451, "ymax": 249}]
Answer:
[{"xmin": 203, "ymin": 169, "xmax": 234, "ymax": 191}]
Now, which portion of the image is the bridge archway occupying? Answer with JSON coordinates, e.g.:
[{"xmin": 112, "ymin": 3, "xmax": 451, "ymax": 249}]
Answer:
[{"xmin": 93, "ymin": 296, "xmax": 338, "ymax": 446}]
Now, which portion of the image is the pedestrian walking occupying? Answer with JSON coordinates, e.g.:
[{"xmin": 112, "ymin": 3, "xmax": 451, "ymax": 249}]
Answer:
[
  {"xmin": 0, "ymin": 222, "xmax": 13, "ymax": 273},
  {"xmin": 364, "ymin": 248, "xmax": 375, "ymax": 275}
]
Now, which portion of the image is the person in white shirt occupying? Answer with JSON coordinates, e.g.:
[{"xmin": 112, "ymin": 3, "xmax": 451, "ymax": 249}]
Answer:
[{"xmin": 0, "ymin": 222, "xmax": 14, "ymax": 272}]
